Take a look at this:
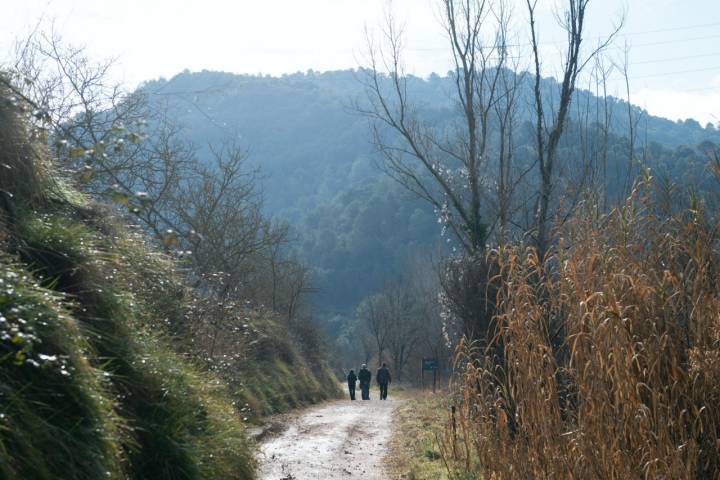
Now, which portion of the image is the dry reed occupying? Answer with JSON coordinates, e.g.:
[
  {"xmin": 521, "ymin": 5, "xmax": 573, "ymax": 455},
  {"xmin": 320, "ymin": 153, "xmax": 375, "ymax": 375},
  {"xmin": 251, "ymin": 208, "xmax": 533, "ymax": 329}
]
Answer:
[{"xmin": 441, "ymin": 183, "xmax": 720, "ymax": 479}]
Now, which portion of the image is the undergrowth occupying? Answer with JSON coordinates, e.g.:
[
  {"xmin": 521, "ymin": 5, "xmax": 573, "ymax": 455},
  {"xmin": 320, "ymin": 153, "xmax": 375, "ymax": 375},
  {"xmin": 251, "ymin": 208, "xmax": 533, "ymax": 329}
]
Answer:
[
  {"xmin": 2, "ymin": 203, "xmax": 255, "ymax": 479},
  {"xmin": 0, "ymin": 259, "xmax": 123, "ymax": 479}
]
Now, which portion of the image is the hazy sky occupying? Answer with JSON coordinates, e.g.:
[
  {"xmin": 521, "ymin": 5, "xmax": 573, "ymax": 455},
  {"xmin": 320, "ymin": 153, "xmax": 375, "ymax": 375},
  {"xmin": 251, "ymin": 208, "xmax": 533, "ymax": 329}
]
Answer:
[{"xmin": 2, "ymin": 0, "xmax": 719, "ymax": 123}]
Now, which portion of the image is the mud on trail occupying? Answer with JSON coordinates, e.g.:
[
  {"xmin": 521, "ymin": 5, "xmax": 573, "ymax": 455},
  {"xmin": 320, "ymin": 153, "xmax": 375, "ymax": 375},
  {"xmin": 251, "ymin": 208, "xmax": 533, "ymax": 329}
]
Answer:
[{"xmin": 257, "ymin": 398, "xmax": 401, "ymax": 479}]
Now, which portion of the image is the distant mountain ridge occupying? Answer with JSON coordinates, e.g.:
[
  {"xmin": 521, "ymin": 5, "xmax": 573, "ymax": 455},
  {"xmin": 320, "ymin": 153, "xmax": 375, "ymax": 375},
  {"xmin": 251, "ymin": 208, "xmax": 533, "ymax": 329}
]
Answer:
[
  {"xmin": 140, "ymin": 69, "xmax": 718, "ymax": 210},
  {"xmin": 137, "ymin": 69, "xmax": 719, "ymax": 320}
]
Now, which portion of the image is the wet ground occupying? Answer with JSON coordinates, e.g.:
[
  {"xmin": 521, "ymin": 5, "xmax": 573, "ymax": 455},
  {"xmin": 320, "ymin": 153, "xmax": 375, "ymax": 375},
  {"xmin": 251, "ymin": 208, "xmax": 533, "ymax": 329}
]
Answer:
[{"xmin": 257, "ymin": 397, "xmax": 401, "ymax": 479}]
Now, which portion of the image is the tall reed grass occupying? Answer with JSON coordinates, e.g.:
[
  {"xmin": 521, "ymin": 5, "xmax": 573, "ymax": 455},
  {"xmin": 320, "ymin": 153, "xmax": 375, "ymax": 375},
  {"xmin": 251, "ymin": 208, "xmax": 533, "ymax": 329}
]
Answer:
[{"xmin": 442, "ymin": 183, "xmax": 720, "ymax": 479}]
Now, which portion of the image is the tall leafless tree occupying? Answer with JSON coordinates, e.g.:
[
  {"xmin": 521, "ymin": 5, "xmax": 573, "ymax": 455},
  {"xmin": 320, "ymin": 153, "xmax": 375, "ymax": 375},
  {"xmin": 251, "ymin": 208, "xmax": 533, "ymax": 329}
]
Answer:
[
  {"xmin": 383, "ymin": 282, "xmax": 418, "ymax": 382},
  {"xmin": 357, "ymin": 293, "xmax": 390, "ymax": 365},
  {"xmin": 526, "ymin": 0, "xmax": 622, "ymax": 257},
  {"xmin": 363, "ymin": 0, "xmax": 621, "ymax": 258},
  {"xmin": 361, "ymin": 0, "xmax": 521, "ymax": 254}
]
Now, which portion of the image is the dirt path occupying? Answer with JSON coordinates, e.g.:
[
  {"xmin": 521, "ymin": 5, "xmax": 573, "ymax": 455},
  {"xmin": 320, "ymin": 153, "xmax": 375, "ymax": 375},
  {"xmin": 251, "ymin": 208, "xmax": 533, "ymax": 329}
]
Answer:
[{"xmin": 257, "ymin": 397, "xmax": 401, "ymax": 479}]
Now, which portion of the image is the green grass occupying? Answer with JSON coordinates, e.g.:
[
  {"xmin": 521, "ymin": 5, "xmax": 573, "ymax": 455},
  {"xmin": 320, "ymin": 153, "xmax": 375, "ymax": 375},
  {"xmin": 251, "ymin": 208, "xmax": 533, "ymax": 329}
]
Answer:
[
  {"xmin": 0, "ymin": 259, "xmax": 123, "ymax": 479},
  {"xmin": 0, "ymin": 201, "xmax": 256, "ymax": 479},
  {"xmin": 232, "ymin": 325, "xmax": 340, "ymax": 419}
]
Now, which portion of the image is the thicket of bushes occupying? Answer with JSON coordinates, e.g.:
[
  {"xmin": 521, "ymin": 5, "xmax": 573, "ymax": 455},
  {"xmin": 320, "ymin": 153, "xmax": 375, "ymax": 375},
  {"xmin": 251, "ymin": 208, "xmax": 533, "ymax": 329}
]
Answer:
[
  {"xmin": 441, "ymin": 181, "xmax": 720, "ymax": 479},
  {"xmin": 0, "ymin": 80, "xmax": 337, "ymax": 479}
]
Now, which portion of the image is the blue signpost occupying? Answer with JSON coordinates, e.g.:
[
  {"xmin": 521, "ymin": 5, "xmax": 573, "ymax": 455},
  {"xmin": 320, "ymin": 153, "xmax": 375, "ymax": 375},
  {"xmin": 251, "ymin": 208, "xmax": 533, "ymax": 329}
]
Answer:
[{"xmin": 421, "ymin": 357, "xmax": 438, "ymax": 392}]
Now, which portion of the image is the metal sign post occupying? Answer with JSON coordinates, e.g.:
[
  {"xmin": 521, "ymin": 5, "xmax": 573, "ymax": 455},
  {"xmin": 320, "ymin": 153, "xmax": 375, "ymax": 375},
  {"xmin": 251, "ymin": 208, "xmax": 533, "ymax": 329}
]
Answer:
[{"xmin": 421, "ymin": 357, "xmax": 438, "ymax": 393}]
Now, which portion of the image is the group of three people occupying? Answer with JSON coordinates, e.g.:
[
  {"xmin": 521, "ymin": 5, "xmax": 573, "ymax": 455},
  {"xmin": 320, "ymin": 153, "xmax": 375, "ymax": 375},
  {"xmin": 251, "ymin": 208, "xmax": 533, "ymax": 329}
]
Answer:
[{"xmin": 346, "ymin": 363, "xmax": 391, "ymax": 400}]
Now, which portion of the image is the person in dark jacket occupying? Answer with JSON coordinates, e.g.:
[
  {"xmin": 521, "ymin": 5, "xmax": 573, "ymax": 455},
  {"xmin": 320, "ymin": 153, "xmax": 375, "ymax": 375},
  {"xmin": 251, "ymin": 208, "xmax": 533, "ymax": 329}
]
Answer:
[
  {"xmin": 358, "ymin": 364, "xmax": 372, "ymax": 400},
  {"xmin": 376, "ymin": 363, "xmax": 391, "ymax": 400},
  {"xmin": 347, "ymin": 369, "xmax": 357, "ymax": 400}
]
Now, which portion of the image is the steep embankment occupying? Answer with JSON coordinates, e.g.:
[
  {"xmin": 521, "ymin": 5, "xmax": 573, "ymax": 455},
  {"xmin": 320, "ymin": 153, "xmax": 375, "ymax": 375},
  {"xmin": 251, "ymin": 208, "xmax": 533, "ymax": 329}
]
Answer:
[
  {"xmin": 0, "ymin": 84, "xmax": 337, "ymax": 479},
  {"xmin": 232, "ymin": 314, "xmax": 340, "ymax": 418},
  {"xmin": 0, "ymin": 86, "xmax": 254, "ymax": 479}
]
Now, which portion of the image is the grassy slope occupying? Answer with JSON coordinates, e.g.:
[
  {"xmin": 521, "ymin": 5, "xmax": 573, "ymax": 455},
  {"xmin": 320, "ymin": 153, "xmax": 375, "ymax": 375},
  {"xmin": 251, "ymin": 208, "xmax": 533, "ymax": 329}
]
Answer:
[
  {"xmin": 234, "ymin": 318, "xmax": 340, "ymax": 419},
  {"xmin": 0, "ymin": 87, "xmax": 338, "ymax": 479},
  {"xmin": 2, "ymin": 203, "xmax": 255, "ymax": 479}
]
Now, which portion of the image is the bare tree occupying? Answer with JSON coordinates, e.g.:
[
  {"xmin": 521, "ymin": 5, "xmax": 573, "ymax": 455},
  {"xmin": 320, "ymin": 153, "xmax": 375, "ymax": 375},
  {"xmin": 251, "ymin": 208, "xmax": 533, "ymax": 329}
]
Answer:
[
  {"xmin": 383, "ymin": 282, "xmax": 420, "ymax": 382},
  {"xmin": 361, "ymin": 0, "xmax": 520, "ymax": 254},
  {"xmin": 362, "ymin": 0, "xmax": 622, "ymax": 258},
  {"xmin": 586, "ymin": 54, "xmax": 614, "ymax": 209},
  {"xmin": 525, "ymin": 0, "xmax": 622, "ymax": 257},
  {"xmin": 6, "ymin": 28, "xmax": 146, "ymax": 183},
  {"xmin": 165, "ymin": 140, "xmax": 287, "ymax": 283},
  {"xmin": 4, "ymin": 26, "xmax": 301, "ymax": 295},
  {"xmin": 1, "ymin": 28, "xmax": 199, "ymax": 245},
  {"xmin": 357, "ymin": 294, "xmax": 389, "ymax": 365},
  {"xmin": 275, "ymin": 259, "xmax": 315, "ymax": 324},
  {"xmin": 487, "ymin": 34, "xmax": 528, "ymax": 244},
  {"xmin": 352, "ymin": 268, "xmax": 450, "ymax": 383},
  {"xmin": 616, "ymin": 44, "xmax": 644, "ymax": 201}
]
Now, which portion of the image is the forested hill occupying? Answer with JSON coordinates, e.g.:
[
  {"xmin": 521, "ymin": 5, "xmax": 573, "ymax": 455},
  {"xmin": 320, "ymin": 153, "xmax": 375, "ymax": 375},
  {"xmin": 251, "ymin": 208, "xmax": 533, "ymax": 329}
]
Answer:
[{"xmin": 138, "ymin": 69, "xmax": 720, "ymax": 320}]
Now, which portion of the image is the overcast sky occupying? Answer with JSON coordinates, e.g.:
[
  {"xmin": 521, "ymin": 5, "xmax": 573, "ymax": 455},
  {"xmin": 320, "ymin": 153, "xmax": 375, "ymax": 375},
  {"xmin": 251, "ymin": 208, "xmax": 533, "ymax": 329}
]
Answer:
[{"xmin": 2, "ymin": 0, "xmax": 719, "ymax": 124}]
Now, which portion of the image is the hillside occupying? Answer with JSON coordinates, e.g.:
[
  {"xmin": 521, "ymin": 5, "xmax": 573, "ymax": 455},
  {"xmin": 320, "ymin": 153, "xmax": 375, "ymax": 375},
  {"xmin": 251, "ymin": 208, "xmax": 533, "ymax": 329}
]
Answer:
[
  {"xmin": 138, "ymin": 69, "xmax": 720, "ymax": 321},
  {"xmin": 0, "ymin": 81, "xmax": 338, "ymax": 479}
]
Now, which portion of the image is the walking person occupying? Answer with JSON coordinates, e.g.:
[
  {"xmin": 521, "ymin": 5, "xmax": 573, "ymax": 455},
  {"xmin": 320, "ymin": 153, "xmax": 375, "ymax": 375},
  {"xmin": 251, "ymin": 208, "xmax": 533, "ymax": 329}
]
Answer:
[
  {"xmin": 347, "ymin": 369, "xmax": 357, "ymax": 400},
  {"xmin": 376, "ymin": 363, "xmax": 391, "ymax": 400},
  {"xmin": 358, "ymin": 364, "xmax": 372, "ymax": 400}
]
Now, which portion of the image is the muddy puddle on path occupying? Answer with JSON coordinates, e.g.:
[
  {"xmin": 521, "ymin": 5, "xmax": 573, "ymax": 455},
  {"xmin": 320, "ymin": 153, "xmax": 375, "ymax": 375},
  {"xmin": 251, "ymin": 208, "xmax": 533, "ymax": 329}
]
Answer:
[{"xmin": 257, "ymin": 397, "xmax": 401, "ymax": 480}]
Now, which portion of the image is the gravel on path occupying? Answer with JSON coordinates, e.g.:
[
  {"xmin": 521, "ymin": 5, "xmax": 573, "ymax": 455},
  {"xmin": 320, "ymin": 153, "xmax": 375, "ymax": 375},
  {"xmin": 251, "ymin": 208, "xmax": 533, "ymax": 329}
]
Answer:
[{"xmin": 257, "ymin": 397, "xmax": 401, "ymax": 479}]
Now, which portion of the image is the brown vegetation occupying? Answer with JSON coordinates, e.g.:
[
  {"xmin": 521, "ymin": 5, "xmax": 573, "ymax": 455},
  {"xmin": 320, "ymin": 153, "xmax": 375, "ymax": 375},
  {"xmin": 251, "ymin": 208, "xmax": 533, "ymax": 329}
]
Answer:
[{"xmin": 439, "ymin": 180, "xmax": 720, "ymax": 479}]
